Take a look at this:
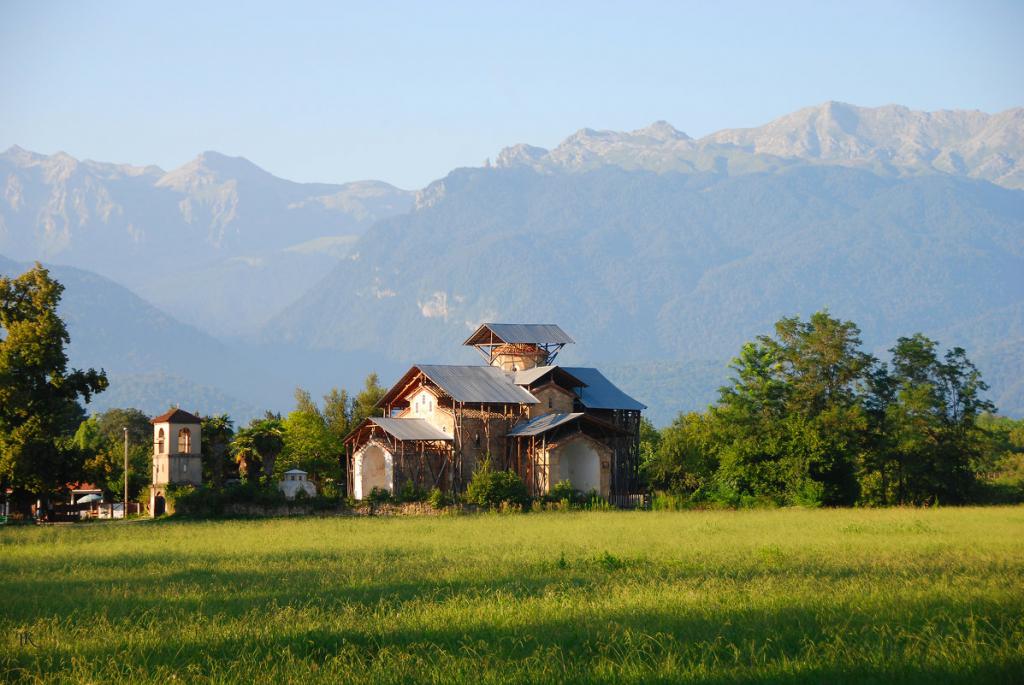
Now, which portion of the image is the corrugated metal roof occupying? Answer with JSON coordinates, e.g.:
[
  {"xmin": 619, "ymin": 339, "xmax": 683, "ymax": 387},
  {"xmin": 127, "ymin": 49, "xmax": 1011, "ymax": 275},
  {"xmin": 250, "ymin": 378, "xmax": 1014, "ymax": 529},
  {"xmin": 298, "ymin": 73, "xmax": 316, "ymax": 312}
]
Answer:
[
  {"xmin": 513, "ymin": 365, "xmax": 588, "ymax": 389},
  {"xmin": 368, "ymin": 417, "xmax": 453, "ymax": 441},
  {"xmin": 507, "ymin": 412, "xmax": 585, "ymax": 437},
  {"xmin": 562, "ymin": 367, "xmax": 647, "ymax": 411},
  {"xmin": 464, "ymin": 323, "xmax": 575, "ymax": 346},
  {"xmin": 512, "ymin": 366, "xmax": 557, "ymax": 386},
  {"xmin": 418, "ymin": 365, "xmax": 539, "ymax": 404}
]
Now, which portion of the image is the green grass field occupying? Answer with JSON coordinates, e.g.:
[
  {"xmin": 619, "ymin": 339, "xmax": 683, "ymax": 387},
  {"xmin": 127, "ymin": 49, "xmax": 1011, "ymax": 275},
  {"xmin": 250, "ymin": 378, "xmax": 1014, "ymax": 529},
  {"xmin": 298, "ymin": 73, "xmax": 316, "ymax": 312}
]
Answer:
[{"xmin": 2, "ymin": 508, "xmax": 1023, "ymax": 684}]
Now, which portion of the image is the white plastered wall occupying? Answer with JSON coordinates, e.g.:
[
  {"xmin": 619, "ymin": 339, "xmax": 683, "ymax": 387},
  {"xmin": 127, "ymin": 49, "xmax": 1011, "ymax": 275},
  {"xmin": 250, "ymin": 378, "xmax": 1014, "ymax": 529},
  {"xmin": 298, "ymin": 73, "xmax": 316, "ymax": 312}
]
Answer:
[{"xmin": 352, "ymin": 442, "xmax": 394, "ymax": 499}]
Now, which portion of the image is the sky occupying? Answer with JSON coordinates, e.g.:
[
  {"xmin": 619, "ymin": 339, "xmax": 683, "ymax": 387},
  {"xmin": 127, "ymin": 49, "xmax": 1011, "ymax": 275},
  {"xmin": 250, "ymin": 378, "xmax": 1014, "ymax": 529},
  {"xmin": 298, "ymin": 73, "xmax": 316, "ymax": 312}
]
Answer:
[{"xmin": 2, "ymin": 1, "xmax": 1022, "ymax": 189}]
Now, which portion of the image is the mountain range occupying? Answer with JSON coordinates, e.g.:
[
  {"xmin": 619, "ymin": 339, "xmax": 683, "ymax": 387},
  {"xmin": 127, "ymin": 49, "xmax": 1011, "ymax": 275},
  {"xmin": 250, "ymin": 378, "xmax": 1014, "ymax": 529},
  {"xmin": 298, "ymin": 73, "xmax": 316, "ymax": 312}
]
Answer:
[{"xmin": 2, "ymin": 102, "xmax": 1022, "ymax": 425}]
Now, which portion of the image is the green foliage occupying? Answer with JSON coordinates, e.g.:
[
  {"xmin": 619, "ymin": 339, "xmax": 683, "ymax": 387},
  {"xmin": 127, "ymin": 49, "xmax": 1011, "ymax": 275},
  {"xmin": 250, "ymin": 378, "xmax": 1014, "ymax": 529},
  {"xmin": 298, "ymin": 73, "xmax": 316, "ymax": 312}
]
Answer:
[
  {"xmin": 547, "ymin": 480, "xmax": 578, "ymax": 504},
  {"xmin": 73, "ymin": 407, "xmax": 151, "ymax": 500},
  {"xmin": 644, "ymin": 412, "xmax": 718, "ymax": 496},
  {"xmin": 200, "ymin": 414, "xmax": 235, "ymax": 487},
  {"xmin": 230, "ymin": 417, "xmax": 285, "ymax": 483},
  {"xmin": 350, "ymin": 373, "xmax": 387, "ymax": 427},
  {"xmin": 321, "ymin": 387, "xmax": 351, "ymax": 441},
  {"xmin": 647, "ymin": 312, "xmax": 1003, "ymax": 507},
  {"xmin": 396, "ymin": 480, "xmax": 427, "ymax": 503},
  {"xmin": 465, "ymin": 458, "xmax": 529, "ymax": 508},
  {"xmin": 0, "ymin": 264, "xmax": 108, "ymax": 501},
  {"xmin": 278, "ymin": 387, "xmax": 343, "ymax": 485},
  {"xmin": 366, "ymin": 486, "xmax": 392, "ymax": 505},
  {"xmin": 427, "ymin": 487, "xmax": 450, "ymax": 509}
]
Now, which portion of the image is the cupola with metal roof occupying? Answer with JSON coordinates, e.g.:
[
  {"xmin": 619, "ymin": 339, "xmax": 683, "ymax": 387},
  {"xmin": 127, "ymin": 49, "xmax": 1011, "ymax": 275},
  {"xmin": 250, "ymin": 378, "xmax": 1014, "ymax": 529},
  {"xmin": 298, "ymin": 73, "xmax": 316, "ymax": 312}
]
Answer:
[{"xmin": 463, "ymin": 323, "xmax": 574, "ymax": 371}]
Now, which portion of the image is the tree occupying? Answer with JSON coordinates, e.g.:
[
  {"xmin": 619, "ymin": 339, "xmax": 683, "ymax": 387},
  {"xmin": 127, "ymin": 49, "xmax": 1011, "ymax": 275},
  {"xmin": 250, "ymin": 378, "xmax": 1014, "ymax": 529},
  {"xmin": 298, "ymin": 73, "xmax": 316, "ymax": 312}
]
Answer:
[
  {"xmin": 201, "ymin": 414, "xmax": 235, "ymax": 486},
  {"xmin": 705, "ymin": 312, "xmax": 873, "ymax": 505},
  {"xmin": 879, "ymin": 335, "xmax": 995, "ymax": 504},
  {"xmin": 278, "ymin": 387, "xmax": 343, "ymax": 486},
  {"xmin": 230, "ymin": 417, "xmax": 285, "ymax": 483},
  {"xmin": 643, "ymin": 412, "xmax": 717, "ymax": 495},
  {"xmin": 322, "ymin": 387, "xmax": 351, "ymax": 440},
  {"xmin": 351, "ymin": 373, "xmax": 387, "ymax": 426},
  {"xmin": 74, "ymin": 408, "xmax": 151, "ymax": 500},
  {"xmin": 637, "ymin": 417, "xmax": 662, "ymax": 478},
  {"xmin": 0, "ymin": 264, "xmax": 107, "ymax": 506}
]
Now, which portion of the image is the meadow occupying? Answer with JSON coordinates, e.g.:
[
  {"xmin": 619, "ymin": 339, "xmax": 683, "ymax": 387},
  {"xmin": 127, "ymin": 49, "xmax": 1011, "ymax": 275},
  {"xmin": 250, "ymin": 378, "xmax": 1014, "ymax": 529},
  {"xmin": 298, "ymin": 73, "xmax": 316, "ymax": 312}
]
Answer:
[{"xmin": 1, "ymin": 507, "xmax": 1023, "ymax": 684}]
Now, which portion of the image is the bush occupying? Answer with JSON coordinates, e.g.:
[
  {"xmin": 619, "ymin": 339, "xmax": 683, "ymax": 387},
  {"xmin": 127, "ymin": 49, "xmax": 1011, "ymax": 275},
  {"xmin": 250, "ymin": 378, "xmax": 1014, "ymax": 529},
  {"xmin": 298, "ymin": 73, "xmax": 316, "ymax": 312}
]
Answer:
[
  {"xmin": 367, "ymin": 487, "xmax": 392, "ymax": 505},
  {"xmin": 465, "ymin": 458, "xmax": 529, "ymax": 508},
  {"xmin": 548, "ymin": 480, "xmax": 577, "ymax": 504},
  {"xmin": 396, "ymin": 481, "xmax": 427, "ymax": 503},
  {"xmin": 427, "ymin": 487, "xmax": 450, "ymax": 509}
]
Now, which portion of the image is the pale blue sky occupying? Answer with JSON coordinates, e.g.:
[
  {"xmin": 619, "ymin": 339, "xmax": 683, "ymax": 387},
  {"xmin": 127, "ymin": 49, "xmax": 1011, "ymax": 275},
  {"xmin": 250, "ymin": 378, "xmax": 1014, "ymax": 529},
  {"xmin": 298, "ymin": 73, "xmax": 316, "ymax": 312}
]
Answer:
[{"xmin": 2, "ymin": 1, "xmax": 1021, "ymax": 188}]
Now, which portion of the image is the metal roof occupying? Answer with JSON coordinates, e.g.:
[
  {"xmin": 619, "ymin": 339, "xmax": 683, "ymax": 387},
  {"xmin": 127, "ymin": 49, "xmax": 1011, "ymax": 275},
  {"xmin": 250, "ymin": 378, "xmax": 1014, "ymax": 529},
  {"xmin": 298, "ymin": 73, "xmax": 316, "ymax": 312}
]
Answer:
[
  {"xmin": 464, "ymin": 323, "xmax": 575, "ymax": 346},
  {"xmin": 562, "ymin": 367, "xmax": 647, "ymax": 411},
  {"xmin": 512, "ymin": 365, "xmax": 557, "ymax": 386},
  {"xmin": 507, "ymin": 412, "xmax": 585, "ymax": 437},
  {"xmin": 513, "ymin": 365, "xmax": 587, "ymax": 389},
  {"xmin": 368, "ymin": 417, "xmax": 453, "ymax": 441},
  {"xmin": 417, "ymin": 365, "xmax": 539, "ymax": 404}
]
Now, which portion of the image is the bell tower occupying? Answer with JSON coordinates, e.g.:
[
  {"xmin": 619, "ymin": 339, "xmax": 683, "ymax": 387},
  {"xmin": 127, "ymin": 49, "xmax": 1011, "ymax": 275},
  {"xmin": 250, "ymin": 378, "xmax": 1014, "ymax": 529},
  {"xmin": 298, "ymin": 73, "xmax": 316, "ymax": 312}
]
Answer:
[{"xmin": 149, "ymin": 407, "xmax": 202, "ymax": 516}]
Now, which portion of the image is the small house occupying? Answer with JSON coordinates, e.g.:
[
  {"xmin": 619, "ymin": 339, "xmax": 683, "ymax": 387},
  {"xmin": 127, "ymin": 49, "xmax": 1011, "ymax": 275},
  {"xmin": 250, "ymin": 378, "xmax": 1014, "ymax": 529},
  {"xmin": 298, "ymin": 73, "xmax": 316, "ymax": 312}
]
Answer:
[{"xmin": 279, "ymin": 469, "xmax": 317, "ymax": 500}]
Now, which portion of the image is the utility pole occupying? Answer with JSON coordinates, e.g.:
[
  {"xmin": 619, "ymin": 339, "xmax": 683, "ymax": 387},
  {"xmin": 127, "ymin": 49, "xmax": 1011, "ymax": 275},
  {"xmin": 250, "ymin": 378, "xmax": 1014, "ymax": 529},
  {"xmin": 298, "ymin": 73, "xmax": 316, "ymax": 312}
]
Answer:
[{"xmin": 123, "ymin": 427, "xmax": 129, "ymax": 519}]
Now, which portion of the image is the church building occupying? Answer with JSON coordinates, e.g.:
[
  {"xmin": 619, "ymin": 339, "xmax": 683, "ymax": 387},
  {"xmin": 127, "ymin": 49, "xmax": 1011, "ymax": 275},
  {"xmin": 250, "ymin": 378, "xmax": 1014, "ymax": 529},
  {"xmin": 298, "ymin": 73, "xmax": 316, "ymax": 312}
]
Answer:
[{"xmin": 344, "ymin": 324, "xmax": 645, "ymax": 502}]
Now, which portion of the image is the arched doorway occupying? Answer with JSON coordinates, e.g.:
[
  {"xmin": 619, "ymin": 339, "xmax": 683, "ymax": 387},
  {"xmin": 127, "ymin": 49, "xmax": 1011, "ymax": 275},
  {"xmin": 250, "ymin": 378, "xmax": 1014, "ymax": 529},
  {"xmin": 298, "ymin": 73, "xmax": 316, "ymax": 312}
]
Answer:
[
  {"xmin": 153, "ymin": 495, "xmax": 166, "ymax": 516},
  {"xmin": 557, "ymin": 438, "xmax": 602, "ymax": 494},
  {"xmin": 355, "ymin": 444, "xmax": 392, "ymax": 499}
]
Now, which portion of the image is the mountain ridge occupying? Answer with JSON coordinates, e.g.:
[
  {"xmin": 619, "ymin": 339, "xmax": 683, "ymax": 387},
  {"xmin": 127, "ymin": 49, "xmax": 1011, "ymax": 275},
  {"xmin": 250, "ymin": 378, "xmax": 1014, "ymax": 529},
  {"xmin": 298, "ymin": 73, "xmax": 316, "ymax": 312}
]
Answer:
[{"xmin": 495, "ymin": 102, "xmax": 1024, "ymax": 188}]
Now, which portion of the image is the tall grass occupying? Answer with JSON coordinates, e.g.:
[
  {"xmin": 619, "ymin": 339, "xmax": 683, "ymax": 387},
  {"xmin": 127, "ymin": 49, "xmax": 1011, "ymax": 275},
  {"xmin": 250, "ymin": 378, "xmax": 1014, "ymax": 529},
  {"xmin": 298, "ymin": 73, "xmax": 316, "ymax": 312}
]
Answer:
[{"xmin": 2, "ymin": 507, "xmax": 1023, "ymax": 683}]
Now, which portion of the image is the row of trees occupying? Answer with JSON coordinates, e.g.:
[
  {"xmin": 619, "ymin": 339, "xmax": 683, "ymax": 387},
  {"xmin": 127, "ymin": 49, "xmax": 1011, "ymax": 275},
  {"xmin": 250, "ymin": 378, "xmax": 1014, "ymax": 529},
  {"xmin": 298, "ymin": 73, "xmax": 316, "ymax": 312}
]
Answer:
[
  {"xmin": 1, "ymin": 262, "xmax": 389, "ymax": 509},
  {"xmin": 642, "ymin": 311, "xmax": 1020, "ymax": 506},
  {"xmin": 64, "ymin": 376, "xmax": 387, "ymax": 504}
]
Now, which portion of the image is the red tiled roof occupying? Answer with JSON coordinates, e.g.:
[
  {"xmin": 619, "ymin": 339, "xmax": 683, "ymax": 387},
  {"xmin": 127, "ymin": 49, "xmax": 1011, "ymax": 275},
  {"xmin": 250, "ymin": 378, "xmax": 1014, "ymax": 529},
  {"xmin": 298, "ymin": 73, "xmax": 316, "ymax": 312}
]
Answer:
[{"xmin": 150, "ymin": 408, "xmax": 202, "ymax": 424}]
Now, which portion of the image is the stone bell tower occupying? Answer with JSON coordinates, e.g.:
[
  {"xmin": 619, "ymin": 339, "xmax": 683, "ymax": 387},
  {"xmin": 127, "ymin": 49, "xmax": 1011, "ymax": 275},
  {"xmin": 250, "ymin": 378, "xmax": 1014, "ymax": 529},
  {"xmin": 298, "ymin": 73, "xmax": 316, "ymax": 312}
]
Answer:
[{"xmin": 149, "ymin": 408, "xmax": 202, "ymax": 516}]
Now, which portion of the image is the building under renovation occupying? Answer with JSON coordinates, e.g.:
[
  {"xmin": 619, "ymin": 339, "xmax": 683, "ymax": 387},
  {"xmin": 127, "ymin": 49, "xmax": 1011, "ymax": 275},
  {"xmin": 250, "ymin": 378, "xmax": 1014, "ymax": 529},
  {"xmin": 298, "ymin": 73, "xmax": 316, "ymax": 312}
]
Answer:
[{"xmin": 344, "ymin": 324, "xmax": 645, "ymax": 502}]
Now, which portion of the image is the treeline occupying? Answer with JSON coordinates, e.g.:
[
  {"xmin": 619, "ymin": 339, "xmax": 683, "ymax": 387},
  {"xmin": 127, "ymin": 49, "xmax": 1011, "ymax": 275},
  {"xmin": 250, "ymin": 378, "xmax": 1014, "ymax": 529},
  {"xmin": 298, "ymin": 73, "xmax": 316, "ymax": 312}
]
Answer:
[
  {"xmin": 641, "ymin": 311, "xmax": 1024, "ymax": 507},
  {"xmin": 69, "ymin": 376, "xmax": 386, "ymax": 503},
  {"xmin": 0, "ymin": 261, "xmax": 393, "ymax": 510}
]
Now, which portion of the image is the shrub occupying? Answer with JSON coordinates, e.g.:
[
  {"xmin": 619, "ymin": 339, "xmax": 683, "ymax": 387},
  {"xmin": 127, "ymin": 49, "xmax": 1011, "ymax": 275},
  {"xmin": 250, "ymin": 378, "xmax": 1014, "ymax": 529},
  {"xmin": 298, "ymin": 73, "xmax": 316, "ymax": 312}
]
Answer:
[
  {"xmin": 396, "ymin": 481, "xmax": 427, "ymax": 503},
  {"xmin": 367, "ymin": 487, "xmax": 392, "ymax": 505},
  {"xmin": 427, "ymin": 487, "xmax": 450, "ymax": 510},
  {"xmin": 548, "ymin": 480, "xmax": 577, "ymax": 504},
  {"xmin": 465, "ymin": 458, "xmax": 529, "ymax": 508}
]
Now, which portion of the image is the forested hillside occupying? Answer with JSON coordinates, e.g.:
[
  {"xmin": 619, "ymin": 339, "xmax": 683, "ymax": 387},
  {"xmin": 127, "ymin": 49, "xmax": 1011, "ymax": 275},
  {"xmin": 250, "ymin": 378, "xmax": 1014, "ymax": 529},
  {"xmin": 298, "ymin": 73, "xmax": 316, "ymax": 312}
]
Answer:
[{"xmin": 268, "ymin": 165, "xmax": 1024, "ymax": 423}]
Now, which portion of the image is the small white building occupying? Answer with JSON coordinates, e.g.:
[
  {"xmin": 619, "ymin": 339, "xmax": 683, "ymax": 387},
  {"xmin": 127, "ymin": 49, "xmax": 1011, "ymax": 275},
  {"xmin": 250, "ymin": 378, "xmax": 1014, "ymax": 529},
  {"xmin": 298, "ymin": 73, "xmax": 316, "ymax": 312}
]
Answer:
[{"xmin": 278, "ymin": 469, "xmax": 317, "ymax": 500}]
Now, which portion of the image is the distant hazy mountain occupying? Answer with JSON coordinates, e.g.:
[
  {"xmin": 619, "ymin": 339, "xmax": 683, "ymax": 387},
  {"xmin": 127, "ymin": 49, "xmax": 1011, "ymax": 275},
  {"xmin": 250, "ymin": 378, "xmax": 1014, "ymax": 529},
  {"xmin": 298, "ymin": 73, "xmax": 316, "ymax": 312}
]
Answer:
[
  {"xmin": 268, "ymin": 164, "xmax": 1024, "ymax": 424},
  {"xmin": 0, "ymin": 254, "xmax": 260, "ymax": 421},
  {"xmin": 0, "ymin": 147, "xmax": 413, "ymax": 335},
  {"xmin": 497, "ymin": 102, "xmax": 1024, "ymax": 189},
  {"xmin": 4, "ymin": 102, "xmax": 1023, "ymax": 424}
]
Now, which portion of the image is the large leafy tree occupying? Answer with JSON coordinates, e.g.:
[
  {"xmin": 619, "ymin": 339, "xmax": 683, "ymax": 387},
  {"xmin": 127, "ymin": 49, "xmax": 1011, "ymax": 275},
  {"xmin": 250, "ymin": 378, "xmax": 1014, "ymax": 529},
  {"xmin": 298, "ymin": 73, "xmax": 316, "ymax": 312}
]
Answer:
[
  {"xmin": 708, "ymin": 312, "xmax": 874, "ymax": 505},
  {"xmin": 0, "ymin": 264, "xmax": 107, "ymax": 505},
  {"xmin": 278, "ymin": 387, "xmax": 343, "ymax": 486},
  {"xmin": 73, "ymin": 408, "xmax": 151, "ymax": 499},
  {"xmin": 873, "ymin": 335, "xmax": 995, "ymax": 504},
  {"xmin": 643, "ymin": 412, "xmax": 716, "ymax": 495}
]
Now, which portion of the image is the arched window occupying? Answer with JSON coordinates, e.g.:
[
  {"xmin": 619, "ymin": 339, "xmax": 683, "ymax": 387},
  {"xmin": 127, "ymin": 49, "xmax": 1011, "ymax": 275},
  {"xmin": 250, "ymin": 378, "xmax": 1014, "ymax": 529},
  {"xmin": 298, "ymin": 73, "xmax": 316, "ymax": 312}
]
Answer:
[
  {"xmin": 178, "ymin": 428, "xmax": 191, "ymax": 454},
  {"xmin": 157, "ymin": 428, "xmax": 165, "ymax": 453}
]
